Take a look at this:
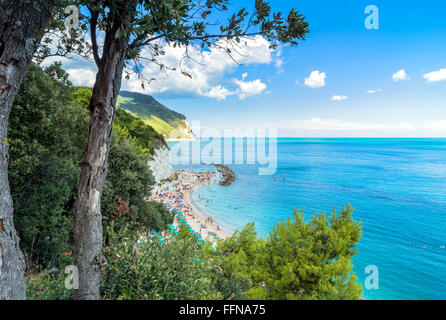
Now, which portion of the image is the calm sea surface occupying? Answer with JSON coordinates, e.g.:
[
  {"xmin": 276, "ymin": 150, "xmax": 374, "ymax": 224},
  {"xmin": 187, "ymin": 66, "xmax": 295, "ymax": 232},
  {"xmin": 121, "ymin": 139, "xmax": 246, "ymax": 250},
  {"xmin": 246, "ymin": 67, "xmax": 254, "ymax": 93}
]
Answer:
[{"xmin": 169, "ymin": 138, "xmax": 446, "ymax": 300}]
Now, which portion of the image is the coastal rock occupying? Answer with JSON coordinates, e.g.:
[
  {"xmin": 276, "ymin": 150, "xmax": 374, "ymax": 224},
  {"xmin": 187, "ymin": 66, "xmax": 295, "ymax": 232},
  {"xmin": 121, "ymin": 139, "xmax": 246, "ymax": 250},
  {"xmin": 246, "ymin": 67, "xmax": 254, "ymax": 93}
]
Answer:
[
  {"xmin": 166, "ymin": 119, "xmax": 196, "ymax": 141},
  {"xmin": 148, "ymin": 146, "xmax": 174, "ymax": 183},
  {"xmin": 215, "ymin": 164, "xmax": 235, "ymax": 186}
]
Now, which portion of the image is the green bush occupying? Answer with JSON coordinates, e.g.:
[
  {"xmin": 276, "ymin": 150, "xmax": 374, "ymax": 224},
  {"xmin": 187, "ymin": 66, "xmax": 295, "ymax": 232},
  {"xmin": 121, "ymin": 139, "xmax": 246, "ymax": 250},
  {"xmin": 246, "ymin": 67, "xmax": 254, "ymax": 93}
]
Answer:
[
  {"xmin": 217, "ymin": 205, "xmax": 363, "ymax": 300},
  {"xmin": 10, "ymin": 63, "xmax": 89, "ymax": 270},
  {"xmin": 10, "ymin": 66, "xmax": 170, "ymax": 271},
  {"xmin": 102, "ymin": 136, "xmax": 173, "ymax": 242},
  {"xmin": 114, "ymin": 108, "xmax": 166, "ymax": 154},
  {"xmin": 101, "ymin": 235, "xmax": 222, "ymax": 300},
  {"xmin": 26, "ymin": 270, "xmax": 73, "ymax": 300},
  {"xmin": 26, "ymin": 206, "xmax": 362, "ymax": 301}
]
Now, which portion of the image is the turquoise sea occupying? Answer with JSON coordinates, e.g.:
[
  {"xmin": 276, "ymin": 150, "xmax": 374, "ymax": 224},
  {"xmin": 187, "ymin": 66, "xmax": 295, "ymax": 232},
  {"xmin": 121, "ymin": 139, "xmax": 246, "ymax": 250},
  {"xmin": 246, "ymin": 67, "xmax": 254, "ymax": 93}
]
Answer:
[{"xmin": 169, "ymin": 138, "xmax": 446, "ymax": 300}]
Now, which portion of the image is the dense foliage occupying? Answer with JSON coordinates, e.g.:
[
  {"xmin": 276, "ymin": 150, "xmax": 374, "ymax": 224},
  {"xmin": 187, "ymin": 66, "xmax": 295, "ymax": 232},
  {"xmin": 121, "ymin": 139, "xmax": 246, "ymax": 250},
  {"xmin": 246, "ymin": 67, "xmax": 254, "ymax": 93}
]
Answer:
[
  {"xmin": 9, "ymin": 63, "xmax": 89, "ymax": 270},
  {"xmin": 26, "ymin": 270, "xmax": 73, "ymax": 300},
  {"xmin": 73, "ymin": 87, "xmax": 167, "ymax": 154},
  {"xmin": 101, "ymin": 233, "xmax": 221, "ymax": 300},
  {"xmin": 28, "ymin": 206, "xmax": 363, "ymax": 300},
  {"xmin": 114, "ymin": 108, "xmax": 166, "ymax": 154},
  {"xmin": 217, "ymin": 205, "xmax": 363, "ymax": 300},
  {"xmin": 11, "ymin": 64, "xmax": 171, "ymax": 272},
  {"xmin": 102, "ymin": 134, "xmax": 173, "ymax": 242}
]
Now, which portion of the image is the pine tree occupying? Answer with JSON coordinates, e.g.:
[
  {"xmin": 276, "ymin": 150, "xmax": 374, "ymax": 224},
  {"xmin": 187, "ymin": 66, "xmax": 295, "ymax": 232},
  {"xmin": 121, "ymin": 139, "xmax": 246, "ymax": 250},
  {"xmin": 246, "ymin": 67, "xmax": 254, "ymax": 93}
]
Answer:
[{"xmin": 217, "ymin": 205, "xmax": 363, "ymax": 300}]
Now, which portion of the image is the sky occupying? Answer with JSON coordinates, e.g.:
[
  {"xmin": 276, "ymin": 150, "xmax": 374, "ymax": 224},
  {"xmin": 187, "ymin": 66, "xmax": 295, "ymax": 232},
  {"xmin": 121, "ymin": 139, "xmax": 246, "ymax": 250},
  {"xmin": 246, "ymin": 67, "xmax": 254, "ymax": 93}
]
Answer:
[{"xmin": 46, "ymin": 0, "xmax": 446, "ymax": 137}]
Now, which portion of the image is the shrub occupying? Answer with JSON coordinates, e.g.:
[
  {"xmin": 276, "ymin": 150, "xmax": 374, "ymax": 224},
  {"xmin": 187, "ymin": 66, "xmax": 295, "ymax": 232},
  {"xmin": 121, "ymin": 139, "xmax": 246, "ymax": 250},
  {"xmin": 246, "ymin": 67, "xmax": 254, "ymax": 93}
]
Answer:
[
  {"xmin": 26, "ymin": 270, "xmax": 73, "ymax": 300},
  {"xmin": 10, "ymin": 63, "xmax": 89, "ymax": 270},
  {"xmin": 101, "ymin": 235, "xmax": 222, "ymax": 300}
]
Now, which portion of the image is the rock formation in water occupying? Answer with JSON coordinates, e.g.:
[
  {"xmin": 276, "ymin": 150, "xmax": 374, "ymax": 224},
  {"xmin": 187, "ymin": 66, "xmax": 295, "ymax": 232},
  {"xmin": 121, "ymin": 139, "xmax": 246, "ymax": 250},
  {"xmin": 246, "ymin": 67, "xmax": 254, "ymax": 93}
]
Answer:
[{"xmin": 215, "ymin": 164, "xmax": 235, "ymax": 186}]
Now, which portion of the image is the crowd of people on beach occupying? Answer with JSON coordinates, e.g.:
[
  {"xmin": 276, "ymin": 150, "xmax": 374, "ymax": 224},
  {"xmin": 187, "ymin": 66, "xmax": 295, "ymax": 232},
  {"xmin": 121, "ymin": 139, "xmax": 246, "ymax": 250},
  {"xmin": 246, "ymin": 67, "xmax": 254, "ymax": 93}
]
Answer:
[{"xmin": 148, "ymin": 170, "xmax": 225, "ymax": 243}]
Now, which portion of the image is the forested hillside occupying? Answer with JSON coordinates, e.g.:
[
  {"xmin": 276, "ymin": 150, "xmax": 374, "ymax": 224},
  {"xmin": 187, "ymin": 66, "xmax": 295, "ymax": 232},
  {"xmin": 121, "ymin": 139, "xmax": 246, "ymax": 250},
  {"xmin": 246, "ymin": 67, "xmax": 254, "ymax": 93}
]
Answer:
[{"xmin": 117, "ymin": 91, "xmax": 194, "ymax": 140}]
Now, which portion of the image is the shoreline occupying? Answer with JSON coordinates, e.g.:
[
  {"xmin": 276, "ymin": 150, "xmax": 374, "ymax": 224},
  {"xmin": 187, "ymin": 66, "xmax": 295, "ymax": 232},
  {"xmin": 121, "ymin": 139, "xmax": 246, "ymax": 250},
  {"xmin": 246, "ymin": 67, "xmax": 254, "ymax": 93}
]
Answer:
[
  {"xmin": 165, "ymin": 137, "xmax": 196, "ymax": 142},
  {"xmin": 183, "ymin": 182, "xmax": 231, "ymax": 241},
  {"xmin": 150, "ymin": 169, "xmax": 231, "ymax": 244}
]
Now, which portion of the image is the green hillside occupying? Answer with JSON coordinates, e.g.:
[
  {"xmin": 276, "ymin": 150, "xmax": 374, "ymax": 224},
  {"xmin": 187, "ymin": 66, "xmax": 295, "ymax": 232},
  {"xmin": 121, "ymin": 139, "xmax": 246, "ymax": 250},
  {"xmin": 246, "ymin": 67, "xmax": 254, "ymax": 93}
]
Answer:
[{"xmin": 117, "ymin": 91, "xmax": 193, "ymax": 140}]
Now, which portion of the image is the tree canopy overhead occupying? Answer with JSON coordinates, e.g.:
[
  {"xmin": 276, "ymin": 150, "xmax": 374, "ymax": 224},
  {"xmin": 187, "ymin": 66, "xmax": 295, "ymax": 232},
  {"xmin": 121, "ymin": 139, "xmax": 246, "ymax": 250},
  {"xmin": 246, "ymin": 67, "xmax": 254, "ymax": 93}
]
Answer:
[{"xmin": 72, "ymin": 0, "xmax": 309, "ymax": 85}]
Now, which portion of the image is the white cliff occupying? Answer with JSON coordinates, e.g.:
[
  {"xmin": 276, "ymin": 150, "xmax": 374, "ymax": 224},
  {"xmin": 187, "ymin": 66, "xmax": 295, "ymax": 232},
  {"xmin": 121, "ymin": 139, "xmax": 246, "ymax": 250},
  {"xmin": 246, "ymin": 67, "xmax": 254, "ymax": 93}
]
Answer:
[
  {"xmin": 165, "ymin": 119, "xmax": 196, "ymax": 141},
  {"xmin": 148, "ymin": 146, "xmax": 174, "ymax": 184}
]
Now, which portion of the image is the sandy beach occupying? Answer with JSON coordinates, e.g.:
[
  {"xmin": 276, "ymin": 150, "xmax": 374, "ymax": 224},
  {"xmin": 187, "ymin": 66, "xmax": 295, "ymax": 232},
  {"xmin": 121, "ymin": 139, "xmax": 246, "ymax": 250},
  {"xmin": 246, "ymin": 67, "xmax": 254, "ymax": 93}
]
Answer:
[{"xmin": 149, "ymin": 170, "xmax": 230, "ymax": 244}]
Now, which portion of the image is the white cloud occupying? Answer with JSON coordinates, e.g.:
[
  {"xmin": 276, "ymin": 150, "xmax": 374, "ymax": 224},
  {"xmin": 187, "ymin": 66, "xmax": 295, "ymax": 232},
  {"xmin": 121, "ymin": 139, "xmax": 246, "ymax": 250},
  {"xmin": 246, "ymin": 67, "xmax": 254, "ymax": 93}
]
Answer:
[
  {"xmin": 206, "ymin": 85, "xmax": 234, "ymax": 100},
  {"xmin": 40, "ymin": 31, "xmax": 99, "ymax": 84},
  {"xmin": 274, "ymin": 58, "xmax": 283, "ymax": 69},
  {"xmin": 272, "ymin": 118, "xmax": 446, "ymax": 137},
  {"xmin": 234, "ymin": 78, "xmax": 267, "ymax": 100},
  {"xmin": 66, "ymin": 68, "xmax": 96, "ymax": 86},
  {"xmin": 319, "ymin": 118, "xmax": 412, "ymax": 131},
  {"xmin": 427, "ymin": 121, "xmax": 446, "ymax": 130},
  {"xmin": 43, "ymin": 35, "xmax": 276, "ymax": 100},
  {"xmin": 423, "ymin": 68, "xmax": 446, "ymax": 82},
  {"xmin": 392, "ymin": 69, "xmax": 410, "ymax": 82},
  {"xmin": 304, "ymin": 70, "xmax": 326, "ymax": 88},
  {"xmin": 421, "ymin": 121, "xmax": 446, "ymax": 136},
  {"xmin": 366, "ymin": 88, "xmax": 382, "ymax": 94},
  {"xmin": 121, "ymin": 35, "xmax": 274, "ymax": 100},
  {"xmin": 273, "ymin": 49, "xmax": 284, "ymax": 73},
  {"xmin": 279, "ymin": 118, "xmax": 416, "ymax": 136},
  {"xmin": 330, "ymin": 95, "xmax": 348, "ymax": 101}
]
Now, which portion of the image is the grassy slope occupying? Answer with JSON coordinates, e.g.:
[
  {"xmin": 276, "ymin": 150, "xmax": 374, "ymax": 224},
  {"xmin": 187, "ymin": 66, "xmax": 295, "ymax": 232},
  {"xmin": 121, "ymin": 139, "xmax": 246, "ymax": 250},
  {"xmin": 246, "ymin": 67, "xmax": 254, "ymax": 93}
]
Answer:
[{"xmin": 116, "ymin": 91, "xmax": 191, "ymax": 139}]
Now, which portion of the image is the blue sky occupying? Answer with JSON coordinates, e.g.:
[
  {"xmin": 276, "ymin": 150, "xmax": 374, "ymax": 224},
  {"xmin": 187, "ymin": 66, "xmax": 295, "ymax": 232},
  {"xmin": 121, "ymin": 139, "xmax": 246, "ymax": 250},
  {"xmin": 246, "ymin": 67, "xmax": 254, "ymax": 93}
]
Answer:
[{"xmin": 51, "ymin": 0, "xmax": 446, "ymax": 137}]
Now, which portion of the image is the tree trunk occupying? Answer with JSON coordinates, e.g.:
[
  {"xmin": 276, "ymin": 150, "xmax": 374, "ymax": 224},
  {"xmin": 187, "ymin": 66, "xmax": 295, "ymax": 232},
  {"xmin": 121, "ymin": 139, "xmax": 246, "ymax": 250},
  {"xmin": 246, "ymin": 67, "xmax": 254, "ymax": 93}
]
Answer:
[
  {"xmin": 73, "ymin": 1, "xmax": 136, "ymax": 300},
  {"xmin": 0, "ymin": 0, "xmax": 53, "ymax": 300}
]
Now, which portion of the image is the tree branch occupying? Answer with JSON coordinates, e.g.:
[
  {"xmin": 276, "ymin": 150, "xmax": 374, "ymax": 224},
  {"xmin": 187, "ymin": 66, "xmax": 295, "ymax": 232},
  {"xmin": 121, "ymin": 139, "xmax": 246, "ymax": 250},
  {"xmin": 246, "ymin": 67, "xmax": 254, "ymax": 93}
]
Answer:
[
  {"xmin": 129, "ymin": 31, "xmax": 263, "ymax": 51},
  {"xmin": 89, "ymin": 7, "xmax": 102, "ymax": 66},
  {"xmin": 129, "ymin": 34, "xmax": 165, "ymax": 49}
]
